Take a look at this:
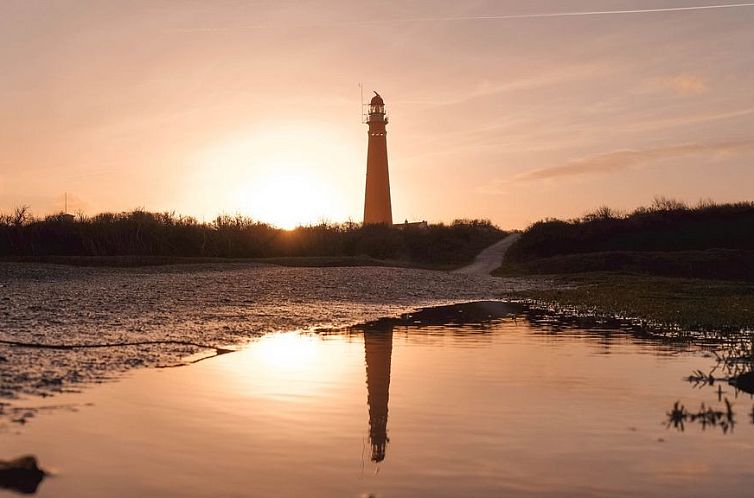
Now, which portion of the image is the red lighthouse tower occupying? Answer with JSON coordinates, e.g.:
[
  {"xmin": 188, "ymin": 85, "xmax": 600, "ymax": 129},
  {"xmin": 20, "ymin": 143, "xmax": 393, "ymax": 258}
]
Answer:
[{"xmin": 363, "ymin": 92, "xmax": 393, "ymax": 225}]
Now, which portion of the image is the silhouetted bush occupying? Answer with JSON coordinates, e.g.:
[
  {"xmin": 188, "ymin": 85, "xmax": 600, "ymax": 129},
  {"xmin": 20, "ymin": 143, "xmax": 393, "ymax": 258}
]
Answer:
[
  {"xmin": 0, "ymin": 210, "xmax": 504, "ymax": 267},
  {"xmin": 507, "ymin": 198, "xmax": 754, "ymax": 262},
  {"xmin": 503, "ymin": 198, "xmax": 754, "ymax": 281}
]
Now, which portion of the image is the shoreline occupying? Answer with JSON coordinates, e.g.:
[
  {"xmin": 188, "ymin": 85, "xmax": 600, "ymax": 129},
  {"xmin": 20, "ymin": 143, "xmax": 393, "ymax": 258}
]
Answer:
[
  {"xmin": 0, "ymin": 262, "xmax": 545, "ymax": 401},
  {"xmin": 3, "ymin": 294, "xmax": 748, "ymax": 415},
  {"xmin": 3, "ymin": 261, "xmax": 753, "ymax": 432},
  {"xmin": 1, "ymin": 298, "xmax": 724, "ymax": 429}
]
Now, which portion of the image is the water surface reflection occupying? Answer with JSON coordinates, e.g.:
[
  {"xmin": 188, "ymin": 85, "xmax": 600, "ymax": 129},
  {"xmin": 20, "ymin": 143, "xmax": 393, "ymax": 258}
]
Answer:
[
  {"xmin": 358, "ymin": 301, "xmax": 520, "ymax": 463},
  {"xmin": 2, "ymin": 301, "xmax": 754, "ymax": 498},
  {"xmin": 364, "ymin": 330, "xmax": 392, "ymax": 463}
]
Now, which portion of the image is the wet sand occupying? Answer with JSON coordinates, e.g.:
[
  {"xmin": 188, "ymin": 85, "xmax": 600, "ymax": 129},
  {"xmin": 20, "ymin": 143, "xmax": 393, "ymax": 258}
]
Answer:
[{"xmin": 0, "ymin": 262, "xmax": 546, "ymax": 402}]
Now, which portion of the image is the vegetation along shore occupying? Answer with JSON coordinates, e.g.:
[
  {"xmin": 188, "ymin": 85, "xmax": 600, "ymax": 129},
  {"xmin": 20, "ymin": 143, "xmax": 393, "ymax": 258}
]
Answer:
[
  {"xmin": 0, "ymin": 208, "xmax": 503, "ymax": 269},
  {"xmin": 4, "ymin": 198, "xmax": 754, "ymax": 333},
  {"xmin": 501, "ymin": 198, "xmax": 754, "ymax": 332}
]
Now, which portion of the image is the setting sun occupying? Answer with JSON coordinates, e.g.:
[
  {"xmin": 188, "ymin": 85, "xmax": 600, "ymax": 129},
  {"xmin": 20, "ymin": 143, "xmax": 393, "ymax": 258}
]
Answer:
[
  {"xmin": 244, "ymin": 170, "xmax": 340, "ymax": 230},
  {"xmin": 188, "ymin": 124, "xmax": 359, "ymax": 228}
]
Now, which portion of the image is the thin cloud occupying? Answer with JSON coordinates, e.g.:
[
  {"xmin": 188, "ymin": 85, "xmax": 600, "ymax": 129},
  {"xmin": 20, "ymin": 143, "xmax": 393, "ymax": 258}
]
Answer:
[
  {"xmin": 640, "ymin": 74, "xmax": 708, "ymax": 96},
  {"xmin": 515, "ymin": 139, "xmax": 754, "ymax": 182},
  {"xmin": 396, "ymin": 63, "xmax": 615, "ymax": 108},
  {"xmin": 662, "ymin": 75, "xmax": 708, "ymax": 95},
  {"xmin": 617, "ymin": 107, "xmax": 754, "ymax": 133}
]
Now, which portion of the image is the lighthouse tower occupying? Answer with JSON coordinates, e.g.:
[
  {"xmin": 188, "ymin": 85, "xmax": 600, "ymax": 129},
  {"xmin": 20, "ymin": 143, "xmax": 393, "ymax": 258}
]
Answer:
[{"xmin": 363, "ymin": 92, "xmax": 393, "ymax": 225}]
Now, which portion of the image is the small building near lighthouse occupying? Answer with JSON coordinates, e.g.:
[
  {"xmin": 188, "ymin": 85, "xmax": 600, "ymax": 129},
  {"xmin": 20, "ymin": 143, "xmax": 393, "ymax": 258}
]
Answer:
[{"xmin": 363, "ymin": 92, "xmax": 393, "ymax": 225}]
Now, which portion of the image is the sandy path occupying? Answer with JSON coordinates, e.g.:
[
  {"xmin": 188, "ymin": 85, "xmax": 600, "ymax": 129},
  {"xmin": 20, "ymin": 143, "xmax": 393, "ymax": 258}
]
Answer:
[{"xmin": 453, "ymin": 233, "xmax": 521, "ymax": 276}]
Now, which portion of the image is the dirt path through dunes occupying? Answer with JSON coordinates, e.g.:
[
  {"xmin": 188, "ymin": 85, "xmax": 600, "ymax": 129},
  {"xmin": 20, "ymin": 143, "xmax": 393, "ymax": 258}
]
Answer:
[{"xmin": 453, "ymin": 233, "xmax": 521, "ymax": 276}]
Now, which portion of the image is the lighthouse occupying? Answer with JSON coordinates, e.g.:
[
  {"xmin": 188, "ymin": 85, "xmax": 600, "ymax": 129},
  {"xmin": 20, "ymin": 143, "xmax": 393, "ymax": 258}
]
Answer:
[{"xmin": 363, "ymin": 92, "xmax": 393, "ymax": 225}]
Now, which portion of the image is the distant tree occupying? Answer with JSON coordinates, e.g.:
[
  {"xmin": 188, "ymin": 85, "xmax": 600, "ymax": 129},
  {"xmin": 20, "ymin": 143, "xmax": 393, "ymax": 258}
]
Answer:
[
  {"xmin": 650, "ymin": 196, "xmax": 688, "ymax": 212},
  {"xmin": 12, "ymin": 205, "xmax": 32, "ymax": 226},
  {"xmin": 582, "ymin": 206, "xmax": 622, "ymax": 222}
]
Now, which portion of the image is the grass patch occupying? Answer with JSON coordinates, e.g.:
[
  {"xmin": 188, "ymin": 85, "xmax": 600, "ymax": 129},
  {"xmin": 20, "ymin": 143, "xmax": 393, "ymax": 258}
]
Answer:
[
  {"xmin": 509, "ymin": 272, "xmax": 754, "ymax": 332},
  {"xmin": 496, "ymin": 249, "xmax": 754, "ymax": 282}
]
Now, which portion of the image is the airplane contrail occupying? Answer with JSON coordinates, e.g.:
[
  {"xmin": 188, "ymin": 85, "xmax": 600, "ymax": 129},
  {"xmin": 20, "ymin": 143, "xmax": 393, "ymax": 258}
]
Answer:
[
  {"xmin": 174, "ymin": 3, "xmax": 754, "ymax": 31},
  {"xmin": 371, "ymin": 2, "xmax": 754, "ymax": 24}
]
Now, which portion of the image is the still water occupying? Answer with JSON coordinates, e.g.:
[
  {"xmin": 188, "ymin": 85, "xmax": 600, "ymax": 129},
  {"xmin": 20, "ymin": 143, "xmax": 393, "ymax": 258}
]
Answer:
[{"xmin": 2, "ymin": 302, "xmax": 753, "ymax": 497}]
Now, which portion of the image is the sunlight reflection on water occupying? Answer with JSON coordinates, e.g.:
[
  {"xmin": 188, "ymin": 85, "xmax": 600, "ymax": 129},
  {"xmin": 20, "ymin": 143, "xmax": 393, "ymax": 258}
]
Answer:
[{"xmin": 2, "ymin": 302, "xmax": 754, "ymax": 497}]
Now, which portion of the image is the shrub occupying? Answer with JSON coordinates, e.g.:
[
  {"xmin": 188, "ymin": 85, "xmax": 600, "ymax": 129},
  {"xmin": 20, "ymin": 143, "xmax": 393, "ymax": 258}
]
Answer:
[
  {"xmin": 0, "ymin": 210, "xmax": 505, "ymax": 266},
  {"xmin": 507, "ymin": 199, "xmax": 754, "ymax": 263}
]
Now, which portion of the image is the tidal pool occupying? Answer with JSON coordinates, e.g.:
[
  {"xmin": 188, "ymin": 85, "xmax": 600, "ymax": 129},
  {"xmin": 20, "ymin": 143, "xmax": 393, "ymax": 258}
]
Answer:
[{"xmin": 1, "ymin": 302, "xmax": 753, "ymax": 497}]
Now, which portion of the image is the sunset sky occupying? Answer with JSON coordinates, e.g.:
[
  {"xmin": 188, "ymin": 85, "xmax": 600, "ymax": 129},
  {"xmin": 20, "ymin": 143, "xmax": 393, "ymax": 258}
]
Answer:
[{"xmin": 1, "ymin": 0, "xmax": 753, "ymax": 229}]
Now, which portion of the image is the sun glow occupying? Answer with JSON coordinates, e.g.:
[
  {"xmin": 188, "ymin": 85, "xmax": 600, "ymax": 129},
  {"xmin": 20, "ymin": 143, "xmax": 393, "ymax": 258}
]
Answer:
[
  {"xmin": 244, "ymin": 170, "xmax": 339, "ymax": 230},
  {"xmin": 190, "ymin": 124, "xmax": 360, "ymax": 228},
  {"xmin": 253, "ymin": 332, "xmax": 320, "ymax": 370},
  {"xmin": 217, "ymin": 332, "xmax": 361, "ymax": 400}
]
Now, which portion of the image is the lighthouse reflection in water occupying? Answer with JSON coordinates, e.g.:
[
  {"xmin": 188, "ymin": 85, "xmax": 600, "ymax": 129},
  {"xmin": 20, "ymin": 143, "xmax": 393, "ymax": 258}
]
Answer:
[
  {"xmin": 363, "ymin": 325, "xmax": 393, "ymax": 462},
  {"xmin": 358, "ymin": 301, "xmax": 514, "ymax": 463}
]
